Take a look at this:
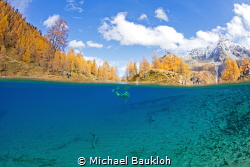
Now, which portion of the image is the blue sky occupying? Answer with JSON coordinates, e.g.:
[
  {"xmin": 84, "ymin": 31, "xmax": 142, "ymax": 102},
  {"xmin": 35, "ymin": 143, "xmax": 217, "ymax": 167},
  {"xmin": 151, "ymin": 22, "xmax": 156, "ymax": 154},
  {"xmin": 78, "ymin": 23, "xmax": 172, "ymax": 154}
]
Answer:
[{"xmin": 7, "ymin": 0, "xmax": 250, "ymax": 76}]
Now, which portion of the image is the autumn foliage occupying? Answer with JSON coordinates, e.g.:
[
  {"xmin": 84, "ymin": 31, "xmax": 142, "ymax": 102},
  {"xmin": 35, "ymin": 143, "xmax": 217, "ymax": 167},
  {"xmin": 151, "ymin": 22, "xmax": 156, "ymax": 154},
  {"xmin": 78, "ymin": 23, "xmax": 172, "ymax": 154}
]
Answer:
[
  {"xmin": 154, "ymin": 53, "xmax": 190, "ymax": 76},
  {"xmin": 45, "ymin": 17, "xmax": 69, "ymax": 52},
  {"xmin": 51, "ymin": 48, "xmax": 119, "ymax": 80},
  {"xmin": 125, "ymin": 61, "xmax": 138, "ymax": 81},
  {"xmin": 239, "ymin": 59, "xmax": 250, "ymax": 75},
  {"xmin": 0, "ymin": 1, "xmax": 119, "ymax": 81},
  {"xmin": 125, "ymin": 52, "xmax": 190, "ymax": 81},
  {"xmin": 0, "ymin": 0, "xmax": 54, "ymax": 68},
  {"xmin": 221, "ymin": 57, "xmax": 240, "ymax": 82}
]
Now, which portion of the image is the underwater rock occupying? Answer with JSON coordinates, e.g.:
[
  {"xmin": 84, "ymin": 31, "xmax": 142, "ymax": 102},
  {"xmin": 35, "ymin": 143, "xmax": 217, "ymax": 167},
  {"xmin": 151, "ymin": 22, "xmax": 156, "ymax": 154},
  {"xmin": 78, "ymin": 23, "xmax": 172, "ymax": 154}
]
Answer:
[{"xmin": 149, "ymin": 113, "xmax": 155, "ymax": 124}]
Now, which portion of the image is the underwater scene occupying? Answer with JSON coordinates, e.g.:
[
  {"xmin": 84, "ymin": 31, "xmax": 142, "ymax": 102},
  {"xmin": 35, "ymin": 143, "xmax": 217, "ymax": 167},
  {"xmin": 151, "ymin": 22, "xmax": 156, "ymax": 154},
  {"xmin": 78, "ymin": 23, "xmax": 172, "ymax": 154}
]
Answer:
[{"xmin": 0, "ymin": 79, "xmax": 250, "ymax": 167}]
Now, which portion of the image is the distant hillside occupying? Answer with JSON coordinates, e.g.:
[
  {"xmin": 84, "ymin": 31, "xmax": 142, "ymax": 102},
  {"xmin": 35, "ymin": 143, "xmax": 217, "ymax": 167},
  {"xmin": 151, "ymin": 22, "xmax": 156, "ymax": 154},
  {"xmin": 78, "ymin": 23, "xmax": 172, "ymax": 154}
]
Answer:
[
  {"xmin": 129, "ymin": 69, "xmax": 189, "ymax": 84},
  {"xmin": 183, "ymin": 38, "xmax": 250, "ymax": 65},
  {"xmin": 0, "ymin": 1, "xmax": 54, "ymax": 69},
  {"xmin": 182, "ymin": 38, "xmax": 250, "ymax": 78},
  {"xmin": 190, "ymin": 71, "xmax": 216, "ymax": 84},
  {"xmin": 130, "ymin": 69, "xmax": 216, "ymax": 85},
  {"xmin": 180, "ymin": 38, "xmax": 250, "ymax": 83},
  {"xmin": 0, "ymin": 1, "xmax": 119, "ymax": 81},
  {"xmin": 151, "ymin": 38, "xmax": 250, "ymax": 84},
  {"xmin": 124, "ymin": 53, "xmax": 192, "ymax": 84}
]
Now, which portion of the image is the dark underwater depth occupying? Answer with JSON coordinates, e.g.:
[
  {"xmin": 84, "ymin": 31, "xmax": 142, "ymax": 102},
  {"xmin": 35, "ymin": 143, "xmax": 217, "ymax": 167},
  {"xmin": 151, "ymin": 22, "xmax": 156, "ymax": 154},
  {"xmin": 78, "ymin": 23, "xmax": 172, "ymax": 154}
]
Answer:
[{"xmin": 0, "ymin": 79, "xmax": 250, "ymax": 167}]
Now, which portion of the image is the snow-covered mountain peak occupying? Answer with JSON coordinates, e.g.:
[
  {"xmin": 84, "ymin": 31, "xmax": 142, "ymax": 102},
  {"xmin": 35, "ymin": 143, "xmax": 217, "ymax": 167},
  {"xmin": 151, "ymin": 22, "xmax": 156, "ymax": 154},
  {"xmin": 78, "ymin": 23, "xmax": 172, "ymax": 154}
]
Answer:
[{"xmin": 183, "ymin": 38, "xmax": 250, "ymax": 65}]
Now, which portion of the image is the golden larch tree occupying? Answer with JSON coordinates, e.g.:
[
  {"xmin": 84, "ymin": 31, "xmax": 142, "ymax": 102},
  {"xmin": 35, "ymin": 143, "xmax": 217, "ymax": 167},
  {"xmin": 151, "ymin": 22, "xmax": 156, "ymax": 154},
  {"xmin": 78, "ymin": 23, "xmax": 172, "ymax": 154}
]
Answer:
[
  {"xmin": 91, "ymin": 59, "xmax": 98, "ymax": 76},
  {"xmin": 240, "ymin": 59, "xmax": 250, "ymax": 75},
  {"xmin": 139, "ymin": 56, "xmax": 150, "ymax": 78},
  {"xmin": 22, "ymin": 48, "xmax": 31, "ymax": 63},
  {"xmin": 222, "ymin": 57, "xmax": 240, "ymax": 82},
  {"xmin": 126, "ymin": 60, "xmax": 137, "ymax": 81},
  {"xmin": 163, "ymin": 56, "xmax": 172, "ymax": 70},
  {"xmin": 152, "ymin": 51, "xmax": 158, "ymax": 69},
  {"xmin": 0, "ymin": 15, "xmax": 8, "ymax": 43}
]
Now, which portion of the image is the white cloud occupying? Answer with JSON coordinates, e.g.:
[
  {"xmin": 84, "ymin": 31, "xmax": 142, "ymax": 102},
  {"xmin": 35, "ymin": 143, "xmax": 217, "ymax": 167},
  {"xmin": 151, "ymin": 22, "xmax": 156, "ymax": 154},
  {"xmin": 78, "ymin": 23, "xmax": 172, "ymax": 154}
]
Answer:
[
  {"xmin": 74, "ymin": 49, "xmax": 81, "ymax": 54},
  {"xmin": 99, "ymin": 4, "xmax": 250, "ymax": 55},
  {"xmin": 84, "ymin": 56, "xmax": 104, "ymax": 67},
  {"xmin": 86, "ymin": 41, "xmax": 104, "ymax": 48},
  {"xmin": 69, "ymin": 40, "xmax": 104, "ymax": 49},
  {"xmin": 138, "ymin": 13, "xmax": 148, "ymax": 20},
  {"xmin": 102, "ymin": 17, "xmax": 110, "ymax": 21},
  {"xmin": 43, "ymin": 14, "xmax": 60, "ymax": 28},
  {"xmin": 98, "ymin": 12, "xmax": 186, "ymax": 53},
  {"xmin": 73, "ymin": 17, "xmax": 82, "ymax": 19},
  {"xmin": 69, "ymin": 40, "xmax": 85, "ymax": 48},
  {"xmin": 65, "ymin": 0, "xmax": 83, "ymax": 13},
  {"xmin": 225, "ymin": 3, "xmax": 250, "ymax": 45},
  {"xmin": 234, "ymin": 3, "xmax": 250, "ymax": 28},
  {"xmin": 155, "ymin": 7, "xmax": 168, "ymax": 22},
  {"xmin": 226, "ymin": 16, "xmax": 246, "ymax": 39},
  {"xmin": 8, "ymin": 0, "xmax": 32, "ymax": 14},
  {"xmin": 117, "ymin": 66, "xmax": 126, "ymax": 77}
]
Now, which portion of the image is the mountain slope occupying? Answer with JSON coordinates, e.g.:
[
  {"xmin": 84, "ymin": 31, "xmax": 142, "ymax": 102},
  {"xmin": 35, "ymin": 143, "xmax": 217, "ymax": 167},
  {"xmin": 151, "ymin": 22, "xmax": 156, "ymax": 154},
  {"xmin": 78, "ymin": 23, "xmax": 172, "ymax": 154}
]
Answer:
[{"xmin": 183, "ymin": 38, "xmax": 250, "ymax": 65}]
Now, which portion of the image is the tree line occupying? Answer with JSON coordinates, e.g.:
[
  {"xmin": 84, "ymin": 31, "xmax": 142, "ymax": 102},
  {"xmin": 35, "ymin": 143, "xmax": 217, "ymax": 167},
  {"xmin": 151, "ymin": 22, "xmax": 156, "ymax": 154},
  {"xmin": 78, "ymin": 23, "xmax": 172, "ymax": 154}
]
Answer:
[
  {"xmin": 125, "ymin": 51, "xmax": 250, "ymax": 83},
  {"xmin": 1, "ymin": 0, "xmax": 249, "ymax": 83},
  {"xmin": 221, "ymin": 57, "xmax": 250, "ymax": 82},
  {"xmin": 125, "ymin": 52, "xmax": 190, "ymax": 81},
  {"xmin": 52, "ymin": 48, "xmax": 119, "ymax": 80},
  {"xmin": 0, "ymin": 0, "xmax": 119, "ymax": 80},
  {"xmin": 0, "ymin": 0, "xmax": 54, "ymax": 67}
]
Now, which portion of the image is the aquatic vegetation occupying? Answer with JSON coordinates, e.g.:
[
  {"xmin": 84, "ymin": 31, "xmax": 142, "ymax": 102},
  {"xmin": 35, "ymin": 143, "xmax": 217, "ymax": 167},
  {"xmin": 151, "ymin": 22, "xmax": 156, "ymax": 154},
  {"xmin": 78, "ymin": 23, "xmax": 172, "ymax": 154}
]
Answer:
[
  {"xmin": 224, "ymin": 100, "xmax": 250, "ymax": 135},
  {"xmin": 0, "ymin": 149, "xmax": 57, "ymax": 167},
  {"xmin": 130, "ymin": 146, "xmax": 144, "ymax": 159}
]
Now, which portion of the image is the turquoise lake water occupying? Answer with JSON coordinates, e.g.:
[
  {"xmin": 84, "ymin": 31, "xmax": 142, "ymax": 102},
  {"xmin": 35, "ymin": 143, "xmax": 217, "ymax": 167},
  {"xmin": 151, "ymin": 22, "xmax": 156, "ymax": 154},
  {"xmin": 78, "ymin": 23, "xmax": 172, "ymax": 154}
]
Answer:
[{"xmin": 0, "ymin": 79, "xmax": 250, "ymax": 167}]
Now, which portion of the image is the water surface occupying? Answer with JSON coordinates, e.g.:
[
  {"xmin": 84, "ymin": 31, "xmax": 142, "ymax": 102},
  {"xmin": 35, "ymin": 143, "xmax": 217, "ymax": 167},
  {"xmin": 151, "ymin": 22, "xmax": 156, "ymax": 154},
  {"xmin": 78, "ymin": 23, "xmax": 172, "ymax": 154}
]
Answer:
[{"xmin": 0, "ymin": 79, "xmax": 250, "ymax": 167}]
